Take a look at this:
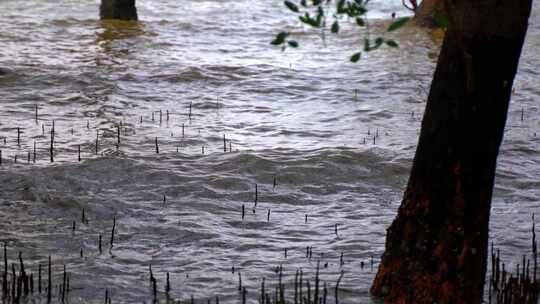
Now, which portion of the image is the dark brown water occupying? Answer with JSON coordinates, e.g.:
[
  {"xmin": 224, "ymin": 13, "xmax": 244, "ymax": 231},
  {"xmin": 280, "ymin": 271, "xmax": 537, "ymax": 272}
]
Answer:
[{"xmin": 0, "ymin": 0, "xmax": 539, "ymax": 303}]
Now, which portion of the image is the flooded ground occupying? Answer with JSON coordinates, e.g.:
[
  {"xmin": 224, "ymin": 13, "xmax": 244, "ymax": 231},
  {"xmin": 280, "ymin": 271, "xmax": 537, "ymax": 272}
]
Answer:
[{"xmin": 0, "ymin": 0, "xmax": 539, "ymax": 303}]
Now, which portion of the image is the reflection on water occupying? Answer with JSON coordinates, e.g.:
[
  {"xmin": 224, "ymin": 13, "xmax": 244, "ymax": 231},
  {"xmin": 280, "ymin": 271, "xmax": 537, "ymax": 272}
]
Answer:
[
  {"xmin": 97, "ymin": 20, "xmax": 146, "ymax": 49},
  {"xmin": 0, "ymin": 0, "xmax": 539, "ymax": 303}
]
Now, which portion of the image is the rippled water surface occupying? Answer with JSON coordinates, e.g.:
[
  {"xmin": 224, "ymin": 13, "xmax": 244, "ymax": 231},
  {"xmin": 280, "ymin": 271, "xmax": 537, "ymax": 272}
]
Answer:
[{"xmin": 0, "ymin": 0, "xmax": 539, "ymax": 303}]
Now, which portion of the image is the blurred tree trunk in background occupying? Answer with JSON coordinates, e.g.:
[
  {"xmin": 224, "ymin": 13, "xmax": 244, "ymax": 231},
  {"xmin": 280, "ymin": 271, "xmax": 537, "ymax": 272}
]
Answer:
[
  {"xmin": 371, "ymin": 0, "xmax": 533, "ymax": 303},
  {"xmin": 100, "ymin": 0, "xmax": 138, "ymax": 21}
]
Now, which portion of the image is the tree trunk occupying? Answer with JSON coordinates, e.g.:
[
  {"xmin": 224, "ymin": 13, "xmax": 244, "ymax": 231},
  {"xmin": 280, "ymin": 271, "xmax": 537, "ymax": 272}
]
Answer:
[
  {"xmin": 414, "ymin": 0, "xmax": 444, "ymax": 27},
  {"xmin": 371, "ymin": 0, "xmax": 532, "ymax": 303},
  {"xmin": 100, "ymin": 0, "xmax": 138, "ymax": 21}
]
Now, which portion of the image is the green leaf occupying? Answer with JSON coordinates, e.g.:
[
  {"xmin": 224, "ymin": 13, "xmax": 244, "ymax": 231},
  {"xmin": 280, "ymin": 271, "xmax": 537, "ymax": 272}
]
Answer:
[
  {"xmin": 387, "ymin": 17, "xmax": 410, "ymax": 32},
  {"xmin": 374, "ymin": 37, "xmax": 384, "ymax": 48},
  {"xmin": 316, "ymin": 6, "xmax": 324, "ymax": 26},
  {"xmin": 299, "ymin": 12, "xmax": 320, "ymax": 27},
  {"xmin": 345, "ymin": 3, "xmax": 354, "ymax": 17},
  {"xmin": 344, "ymin": 1, "xmax": 366, "ymax": 17},
  {"xmin": 287, "ymin": 40, "xmax": 299, "ymax": 48},
  {"xmin": 336, "ymin": 0, "xmax": 346, "ymax": 13},
  {"xmin": 385, "ymin": 39, "xmax": 399, "ymax": 48},
  {"xmin": 300, "ymin": 0, "xmax": 307, "ymax": 6},
  {"xmin": 271, "ymin": 32, "xmax": 290, "ymax": 45},
  {"xmin": 331, "ymin": 21, "xmax": 339, "ymax": 33},
  {"xmin": 350, "ymin": 52, "xmax": 361, "ymax": 63},
  {"xmin": 433, "ymin": 10, "xmax": 448, "ymax": 28},
  {"xmin": 284, "ymin": 1, "xmax": 299, "ymax": 13},
  {"xmin": 355, "ymin": 6, "xmax": 367, "ymax": 15},
  {"xmin": 355, "ymin": 17, "xmax": 365, "ymax": 26}
]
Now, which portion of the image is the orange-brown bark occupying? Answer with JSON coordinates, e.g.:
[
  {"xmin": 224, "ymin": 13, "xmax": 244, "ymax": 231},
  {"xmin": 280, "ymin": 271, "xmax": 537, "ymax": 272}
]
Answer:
[{"xmin": 414, "ymin": 0, "xmax": 444, "ymax": 27}]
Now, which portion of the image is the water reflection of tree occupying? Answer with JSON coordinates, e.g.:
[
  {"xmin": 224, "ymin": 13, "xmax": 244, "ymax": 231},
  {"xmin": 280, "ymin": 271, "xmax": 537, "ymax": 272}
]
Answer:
[{"xmin": 94, "ymin": 20, "xmax": 145, "ymax": 66}]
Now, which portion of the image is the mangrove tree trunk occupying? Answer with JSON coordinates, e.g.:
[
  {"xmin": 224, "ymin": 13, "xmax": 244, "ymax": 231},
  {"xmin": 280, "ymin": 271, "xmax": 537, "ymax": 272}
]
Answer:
[
  {"xmin": 371, "ymin": 0, "xmax": 533, "ymax": 303},
  {"xmin": 100, "ymin": 0, "xmax": 138, "ymax": 21},
  {"xmin": 414, "ymin": 0, "xmax": 444, "ymax": 27}
]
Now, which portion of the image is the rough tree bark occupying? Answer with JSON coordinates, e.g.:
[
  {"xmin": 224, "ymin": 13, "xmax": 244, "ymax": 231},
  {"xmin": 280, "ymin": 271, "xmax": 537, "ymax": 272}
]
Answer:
[
  {"xmin": 371, "ymin": 0, "xmax": 533, "ymax": 303},
  {"xmin": 414, "ymin": 0, "xmax": 444, "ymax": 27},
  {"xmin": 100, "ymin": 0, "xmax": 138, "ymax": 21}
]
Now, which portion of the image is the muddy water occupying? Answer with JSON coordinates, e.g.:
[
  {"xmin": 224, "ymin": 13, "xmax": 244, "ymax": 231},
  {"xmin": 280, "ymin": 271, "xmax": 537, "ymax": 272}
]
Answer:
[{"xmin": 0, "ymin": 0, "xmax": 539, "ymax": 303}]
